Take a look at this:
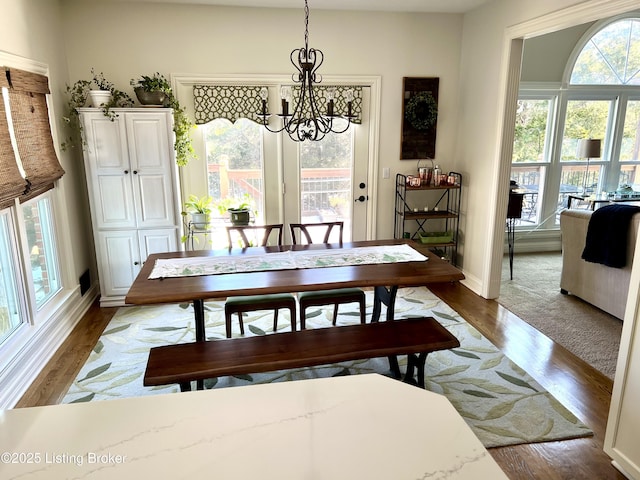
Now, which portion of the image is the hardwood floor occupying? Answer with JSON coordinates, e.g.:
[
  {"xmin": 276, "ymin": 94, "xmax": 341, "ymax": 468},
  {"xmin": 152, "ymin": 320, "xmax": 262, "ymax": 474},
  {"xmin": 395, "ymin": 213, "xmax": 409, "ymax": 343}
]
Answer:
[{"xmin": 16, "ymin": 283, "xmax": 625, "ymax": 479}]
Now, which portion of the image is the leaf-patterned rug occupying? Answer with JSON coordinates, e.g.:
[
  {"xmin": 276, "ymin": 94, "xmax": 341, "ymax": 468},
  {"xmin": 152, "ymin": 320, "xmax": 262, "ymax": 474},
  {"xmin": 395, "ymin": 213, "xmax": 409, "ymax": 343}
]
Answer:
[{"xmin": 62, "ymin": 287, "xmax": 592, "ymax": 448}]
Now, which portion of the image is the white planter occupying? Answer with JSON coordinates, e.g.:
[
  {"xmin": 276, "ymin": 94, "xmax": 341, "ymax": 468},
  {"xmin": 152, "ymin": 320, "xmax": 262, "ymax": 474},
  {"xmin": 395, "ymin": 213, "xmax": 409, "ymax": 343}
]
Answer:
[
  {"xmin": 190, "ymin": 213, "xmax": 210, "ymax": 230},
  {"xmin": 88, "ymin": 90, "xmax": 112, "ymax": 108}
]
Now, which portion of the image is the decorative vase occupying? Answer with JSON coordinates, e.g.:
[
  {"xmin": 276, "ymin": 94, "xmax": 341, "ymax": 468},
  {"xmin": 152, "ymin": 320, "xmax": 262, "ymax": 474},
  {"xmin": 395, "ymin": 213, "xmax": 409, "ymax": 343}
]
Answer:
[
  {"xmin": 134, "ymin": 87, "xmax": 167, "ymax": 106},
  {"xmin": 190, "ymin": 213, "xmax": 210, "ymax": 230},
  {"xmin": 228, "ymin": 209, "xmax": 250, "ymax": 226},
  {"xmin": 88, "ymin": 90, "xmax": 112, "ymax": 108}
]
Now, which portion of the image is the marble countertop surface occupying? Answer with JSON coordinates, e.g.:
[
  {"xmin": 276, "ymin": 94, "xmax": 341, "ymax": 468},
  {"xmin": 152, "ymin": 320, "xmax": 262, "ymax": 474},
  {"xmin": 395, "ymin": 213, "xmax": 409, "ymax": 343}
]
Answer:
[{"xmin": 0, "ymin": 374, "xmax": 507, "ymax": 479}]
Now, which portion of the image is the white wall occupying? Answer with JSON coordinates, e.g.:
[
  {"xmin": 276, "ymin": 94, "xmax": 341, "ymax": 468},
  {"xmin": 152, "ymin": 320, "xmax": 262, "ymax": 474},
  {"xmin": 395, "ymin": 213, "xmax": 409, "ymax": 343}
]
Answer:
[
  {"xmin": 521, "ymin": 23, "xmax": 593, "ymax": 83},
  {"xmin": 1, "ymin": 0, "xmax": 93, "ymax": 282},
  {"xmin": 60, "ymin": 0, "xmax": 464, "ymax": 242}
]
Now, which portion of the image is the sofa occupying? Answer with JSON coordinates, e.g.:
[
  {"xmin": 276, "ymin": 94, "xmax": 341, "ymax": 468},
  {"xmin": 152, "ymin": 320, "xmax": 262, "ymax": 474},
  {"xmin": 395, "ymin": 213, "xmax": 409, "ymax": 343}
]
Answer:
[{"xmin": 560, "ymin": 208, "xmax": 640, "ymax": 320}]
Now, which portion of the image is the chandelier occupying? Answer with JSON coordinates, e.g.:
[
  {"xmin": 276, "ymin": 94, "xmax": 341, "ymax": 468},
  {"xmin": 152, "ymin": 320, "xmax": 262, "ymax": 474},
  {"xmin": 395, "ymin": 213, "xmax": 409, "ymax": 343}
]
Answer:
[{"xmin": 258, "ymin": 0, "xmax": 354, "ymax": 142}]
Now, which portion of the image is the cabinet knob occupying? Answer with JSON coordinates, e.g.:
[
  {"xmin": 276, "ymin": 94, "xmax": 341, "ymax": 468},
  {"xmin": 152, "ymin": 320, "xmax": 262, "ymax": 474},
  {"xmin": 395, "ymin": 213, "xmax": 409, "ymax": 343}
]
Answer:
[
  {"xmin": 134, "ymin": 261, "xmax": 140, "ymax": 266},
  {"xmin": 133, "ymin": 170, "xmax": 138, "ymax": 175},
  {"xmin": 124, "ymin": 170, "xmax": 129, "ymax": 174}
]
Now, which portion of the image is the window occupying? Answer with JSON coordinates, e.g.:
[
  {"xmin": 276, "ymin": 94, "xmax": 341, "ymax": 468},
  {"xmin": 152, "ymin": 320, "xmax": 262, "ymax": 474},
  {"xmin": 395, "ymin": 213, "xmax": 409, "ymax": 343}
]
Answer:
[
  {"xmin": 0, "ymin": 61, "xmax": 65, "ymax": 350},
  {"xmin": 558, "ymin": 98, "xmax": 612, "ymax": 203},
  {"xmin": 511, "ymin": 16, "xmax": 640, "ymax": 230},
  {"xmin": 0, "ymin": 194, "xmax": 63, "ymax": 347},
  {"xmin": 0, "ymin": 212, "xmax": 22, "ymax": 345},
  {"xmin": 511, "ymin": 97, "xmax": 556, "ymax": 225},
  {"xmin": 571, "ymin": 18, "xmax": 640, "ymax": 85},
  {"xmin": 202, "ymin": 118, "xmax": 264, "ymax": 247},
  {"xmin": 202, "ymin": 118, "xmax": 356, "ymax": 242},
  {"xmin": 620, "ymin": 99, "xmax": 640, "ymax": 187},
  {"xmin": 299, "ymin": 118, "xmax": 355, "ymax": 237},
  {"xmin": 23, "ymin": 196, "xmax": 61, "ymax": 307}
]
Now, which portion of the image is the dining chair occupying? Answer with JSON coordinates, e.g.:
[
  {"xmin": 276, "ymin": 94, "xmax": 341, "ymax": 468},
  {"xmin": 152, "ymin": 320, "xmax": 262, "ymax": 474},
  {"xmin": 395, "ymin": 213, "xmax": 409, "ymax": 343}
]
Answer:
[
  {"xmin": 289, "ymin": 222, "xmax": 366, "ymax": 328},
  {"xmin": 226, "ymin": 224, "xmax": 283, "ymax": 248},
  {"xmin": 224, "ymin": 224, "xmax": 296, "ymax": 338}
]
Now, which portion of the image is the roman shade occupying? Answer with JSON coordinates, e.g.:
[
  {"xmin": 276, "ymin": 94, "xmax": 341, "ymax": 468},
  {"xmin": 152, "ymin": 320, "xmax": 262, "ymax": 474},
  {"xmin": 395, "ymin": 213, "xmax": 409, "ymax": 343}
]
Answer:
[
  {"xmin": 0, "ymin": 76, "xmax": 26, "ymax": 210},
  {"xmin": 3, "ymin": 67, "xmax": 65, "ymax": 202}
]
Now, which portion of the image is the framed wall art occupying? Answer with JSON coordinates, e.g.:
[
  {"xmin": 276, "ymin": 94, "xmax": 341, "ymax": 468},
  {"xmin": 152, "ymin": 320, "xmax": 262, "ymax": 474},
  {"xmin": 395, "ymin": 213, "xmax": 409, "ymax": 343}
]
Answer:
[{"xmin": 400, "ymin": 77, "xmax": 439, "ymax": 160}]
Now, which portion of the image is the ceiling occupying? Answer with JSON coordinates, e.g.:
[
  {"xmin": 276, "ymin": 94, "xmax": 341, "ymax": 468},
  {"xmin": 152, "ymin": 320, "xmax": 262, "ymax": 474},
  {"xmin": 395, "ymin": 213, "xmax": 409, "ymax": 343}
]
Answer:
[{"xmin": 95, "ymin": 0, "xmax": 493, "ymax": 14}]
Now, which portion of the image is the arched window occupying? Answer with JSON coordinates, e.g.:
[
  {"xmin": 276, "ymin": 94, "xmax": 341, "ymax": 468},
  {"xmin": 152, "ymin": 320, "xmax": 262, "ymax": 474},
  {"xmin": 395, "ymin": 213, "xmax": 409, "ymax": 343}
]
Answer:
[{"xmin": 570, "ymin": 18, "xmax": 640, "ymax": 85}]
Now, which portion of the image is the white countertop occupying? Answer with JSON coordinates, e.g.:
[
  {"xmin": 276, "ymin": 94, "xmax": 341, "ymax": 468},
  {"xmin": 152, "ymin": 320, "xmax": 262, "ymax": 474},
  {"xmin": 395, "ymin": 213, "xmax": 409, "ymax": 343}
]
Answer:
[{"xmin": 0, "ymin": 374, "xmax": 507, "ymax": 479}]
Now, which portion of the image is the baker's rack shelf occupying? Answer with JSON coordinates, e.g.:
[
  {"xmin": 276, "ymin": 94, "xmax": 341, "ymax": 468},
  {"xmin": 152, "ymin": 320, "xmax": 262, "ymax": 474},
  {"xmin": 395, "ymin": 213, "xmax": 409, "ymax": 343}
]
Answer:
[{"xmin": 394, "ymin": 172, "xmax": 462, "ymax": 265}]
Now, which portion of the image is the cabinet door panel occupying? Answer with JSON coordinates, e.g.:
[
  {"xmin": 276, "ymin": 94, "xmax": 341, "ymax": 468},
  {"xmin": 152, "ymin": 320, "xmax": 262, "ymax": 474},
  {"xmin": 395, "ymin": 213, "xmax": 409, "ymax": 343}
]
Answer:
[
  {"xmin": 84, "ymin": 115, "xmax": 128, "ymax": 170},
  {"xmin": 97, "ymin": 231, "xmax": 140, "ymax": 298},
  {"xmin": 96, "ymin": 175, "xmax": 136, "ymax": 227},
  {"xmin": 137, "ymin": 174, "xmax": 175, "ymax": 224},
  {"xmin": 82, "ymin": 113, "xmax": 136, "ymax": 229},
  {"xmin": 126, "ymin": 113, "xmax": 176, "ymax": 228},
  {"xmin": 138, "ymin": 228, "xmax": 178, "ymax": 265}
]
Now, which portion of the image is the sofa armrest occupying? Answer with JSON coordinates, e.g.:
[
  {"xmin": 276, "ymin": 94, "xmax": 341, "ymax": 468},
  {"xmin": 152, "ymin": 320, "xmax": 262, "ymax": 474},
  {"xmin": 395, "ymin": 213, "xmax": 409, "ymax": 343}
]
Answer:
[{"xmin": 560, "ymin": 208, "xmax": 640, "ymax": 320}]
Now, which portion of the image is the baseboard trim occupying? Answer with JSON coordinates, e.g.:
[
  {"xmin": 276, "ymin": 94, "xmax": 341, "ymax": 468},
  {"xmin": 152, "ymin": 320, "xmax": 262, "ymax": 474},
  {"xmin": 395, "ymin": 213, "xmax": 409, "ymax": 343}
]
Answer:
[
  {"xmin": 460, "ymin": 271, "xmax": 483, "ymax": 297},
  {"xmin": 0, "ymin": 285, "xmax": 99, "ymax": 409},
  {"xmin": 504, "ymin": 229, "xmax": 562, "ymax": 254}
]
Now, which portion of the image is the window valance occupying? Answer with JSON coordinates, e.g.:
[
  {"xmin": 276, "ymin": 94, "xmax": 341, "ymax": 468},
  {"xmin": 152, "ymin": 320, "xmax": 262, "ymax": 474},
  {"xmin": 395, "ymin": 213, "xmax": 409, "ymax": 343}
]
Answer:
[
  {"xmin": 1, "ymin": 67, "xmax": 65, "ymax": 204},
  {"xmin": 193, "ymin": 84, "xmax": 363, "ymax": 125},
  {"xmin": 193, "ymin": 85, "xmax": 267, "ymax": 124},
  {"xmin": 288, "ymin": 85, "xmax": 363, "ymax": 125}
]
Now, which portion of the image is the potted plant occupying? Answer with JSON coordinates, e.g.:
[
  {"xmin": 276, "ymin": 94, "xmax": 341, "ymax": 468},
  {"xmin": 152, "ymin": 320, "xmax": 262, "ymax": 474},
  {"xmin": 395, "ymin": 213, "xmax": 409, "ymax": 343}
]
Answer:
[
  {"xmin": 214, "ymin": 194, "xmax": 255, "ymax": 226},
  {"xmin": 227, "ymin": 202, "xmax": 252, "ymax": 226},
  {"xmin": 130, "ymin": 72, "xmax": 171, "ymax": 106},
  {"xmin": 131, "ymin": 72, "xmax": 196, "ymax": 167},
  {"xmin": 61, "ymin": 69, "xmax": 134, "ymax": 151},
  {"xmin": 182, "ymin": 194, "xmax": 213, "ymax": 230}
]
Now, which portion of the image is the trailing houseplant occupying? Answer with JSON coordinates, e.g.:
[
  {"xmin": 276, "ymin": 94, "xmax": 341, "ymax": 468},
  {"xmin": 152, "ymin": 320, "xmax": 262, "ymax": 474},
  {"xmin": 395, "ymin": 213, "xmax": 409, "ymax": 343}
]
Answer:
[
  {"xmin": 131, "ymin": 72, "xmax": 196, "ymax": 167},
  {"xmin": 61, "ymin": 69, "xmax": 134, "ymax": 151}
]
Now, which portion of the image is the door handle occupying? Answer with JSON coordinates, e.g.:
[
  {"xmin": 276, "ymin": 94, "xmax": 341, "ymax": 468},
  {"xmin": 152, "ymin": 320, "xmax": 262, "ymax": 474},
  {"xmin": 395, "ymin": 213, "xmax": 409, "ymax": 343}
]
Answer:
[{"xmin": 355, "ymin": 195, "xmax": 368, "ymax": 202}]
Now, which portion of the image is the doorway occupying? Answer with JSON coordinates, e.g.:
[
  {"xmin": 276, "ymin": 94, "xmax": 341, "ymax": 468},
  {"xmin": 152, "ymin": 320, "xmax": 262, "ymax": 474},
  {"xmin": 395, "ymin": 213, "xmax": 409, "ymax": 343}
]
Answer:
[{"xmin": 488, "ymin": 1, "xmax": 639, "ymax": 300}]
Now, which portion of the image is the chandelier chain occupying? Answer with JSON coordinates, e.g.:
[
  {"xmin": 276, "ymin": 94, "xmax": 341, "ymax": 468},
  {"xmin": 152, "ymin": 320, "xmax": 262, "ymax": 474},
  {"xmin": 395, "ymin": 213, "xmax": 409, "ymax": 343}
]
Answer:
[{"xmin": 304, "ymin": 0, "xmax": 309, "ymax": 53}]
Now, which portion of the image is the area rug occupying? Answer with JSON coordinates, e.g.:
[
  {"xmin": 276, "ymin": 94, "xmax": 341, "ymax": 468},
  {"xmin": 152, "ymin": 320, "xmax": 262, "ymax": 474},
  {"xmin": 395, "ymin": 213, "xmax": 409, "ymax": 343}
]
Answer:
[
  {"xmin": 499, "ymin": 253, "xmax": 622, "ymax": 379},
  {"xmin": 62, "ymin": 287, "xmax": 592, "ymax": 448}
]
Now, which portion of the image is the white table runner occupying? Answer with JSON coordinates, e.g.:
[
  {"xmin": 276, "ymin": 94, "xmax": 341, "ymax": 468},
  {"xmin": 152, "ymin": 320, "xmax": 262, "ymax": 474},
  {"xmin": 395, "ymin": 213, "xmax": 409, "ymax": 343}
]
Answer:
[{"xmin": 148, "ymin": 244, "xmax": 427, "ymax": 279}]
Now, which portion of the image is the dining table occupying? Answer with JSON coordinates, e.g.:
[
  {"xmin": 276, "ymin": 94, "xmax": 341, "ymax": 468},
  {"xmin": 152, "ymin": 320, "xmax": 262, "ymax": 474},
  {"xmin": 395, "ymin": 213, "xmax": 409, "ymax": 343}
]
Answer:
[{"xmin": 125, "ymin": 239, "xmax": 465, "ymax": 343}]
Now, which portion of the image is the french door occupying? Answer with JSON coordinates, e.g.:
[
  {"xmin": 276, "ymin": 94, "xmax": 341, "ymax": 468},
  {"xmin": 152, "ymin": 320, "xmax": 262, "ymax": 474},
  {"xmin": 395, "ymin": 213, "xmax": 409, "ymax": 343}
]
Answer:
[
  {"xmin": 281, "ymin": 113, "xmax": 371, "ymax": 242},
  {"xmin": 186, "ymin": 88, "xmax": 371, "ymax": 246}
]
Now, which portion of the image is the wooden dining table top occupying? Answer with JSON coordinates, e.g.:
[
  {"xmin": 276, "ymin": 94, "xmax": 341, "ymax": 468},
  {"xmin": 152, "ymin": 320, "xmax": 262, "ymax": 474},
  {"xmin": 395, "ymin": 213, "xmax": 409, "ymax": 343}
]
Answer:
[{"xmin": 125, "ymin": 239, "xmax": 465, "ymax": 306}]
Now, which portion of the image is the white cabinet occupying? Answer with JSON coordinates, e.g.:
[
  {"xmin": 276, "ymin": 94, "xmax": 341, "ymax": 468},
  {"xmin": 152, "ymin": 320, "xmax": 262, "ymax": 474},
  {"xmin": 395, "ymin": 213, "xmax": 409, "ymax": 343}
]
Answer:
[{"xmin": 79, "ymin": 108, "xmax": 181, "ymax": 306}]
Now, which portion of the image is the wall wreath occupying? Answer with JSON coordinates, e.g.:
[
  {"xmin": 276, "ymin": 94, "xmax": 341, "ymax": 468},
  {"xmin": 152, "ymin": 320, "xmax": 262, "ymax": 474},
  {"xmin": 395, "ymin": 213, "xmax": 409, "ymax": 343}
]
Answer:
[{"xmin": 404, "ymin": 91, "xmax": 438, "ymax": 131}]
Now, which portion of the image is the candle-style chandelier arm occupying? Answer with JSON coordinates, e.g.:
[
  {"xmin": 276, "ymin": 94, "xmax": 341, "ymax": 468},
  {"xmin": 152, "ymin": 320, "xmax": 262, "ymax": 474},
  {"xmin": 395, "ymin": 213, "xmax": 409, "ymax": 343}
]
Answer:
[{"xmin": 256, "ymin": 0, "xmax": 354, "ymax": 142}]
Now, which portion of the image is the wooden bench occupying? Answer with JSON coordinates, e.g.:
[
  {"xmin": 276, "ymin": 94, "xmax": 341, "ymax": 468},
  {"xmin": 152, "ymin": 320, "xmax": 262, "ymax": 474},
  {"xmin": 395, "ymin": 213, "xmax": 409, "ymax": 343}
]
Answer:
[{"xmin": 144, "ymin": 317, "xmax": 460, "ymax": 392}]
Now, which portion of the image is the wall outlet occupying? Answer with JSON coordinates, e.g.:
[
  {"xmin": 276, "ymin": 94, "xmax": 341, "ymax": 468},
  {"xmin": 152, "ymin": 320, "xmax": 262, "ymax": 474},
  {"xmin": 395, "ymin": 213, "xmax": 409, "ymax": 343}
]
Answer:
[{"xmin": 382, "ymin": 167, "xmax": 390, "ymax": 179}]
